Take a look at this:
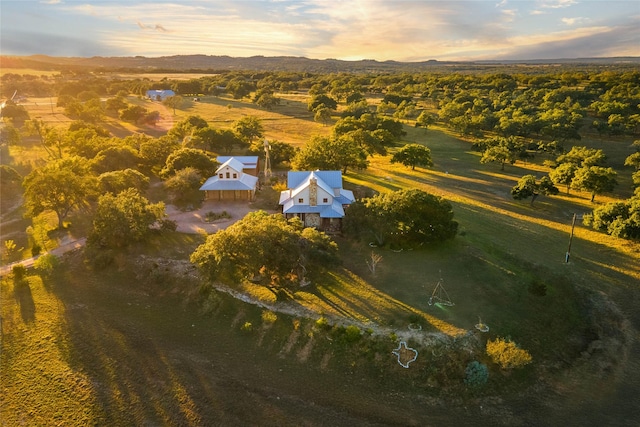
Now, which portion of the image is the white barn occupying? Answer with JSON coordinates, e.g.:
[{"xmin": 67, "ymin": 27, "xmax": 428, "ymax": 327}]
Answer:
[{"xmin": 200, "ymin": 156, "xmax": 259, "ymax": 201}]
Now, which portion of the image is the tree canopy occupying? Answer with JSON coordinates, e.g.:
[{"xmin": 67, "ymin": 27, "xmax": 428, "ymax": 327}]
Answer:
[
  {"xmin": 572, "ymin": 166, "xmax": 618, "ymax": 202},
  {"xmin": 584, "ymin": 192, "xmax": 640, "ymax": 239},
  {"xmin": 391, "ymin": 144, "xmax": 434, "ymax": 170},
  {"xmin": 161, "ymin": 148, "xmax": 218, "ymax": 178},
  {"xmin": 556, "ymin": 146, "xmax": 606, "ymax": 167},
  {"xmin": 233, "ymin": 116, "xmax": 264, "ymax": 144},
  {"xmin": 98, "ymin": 168, "xmax": 150, "ymax": 194},
  {"xmin": 479, "ymin": 136, "xmax": 524, "ymax": 171},
  {"xmin": 549, "ymin": 162, "xmax": 578, "ymax": 194},
  {"xmin": 344, "ymin": 189, "xmax": 458, "ymax": 247},
  {"xmin": 23, "ymin": 157, "xmax": 96, "ymax": 228},
  {"xmin": 190, "ymin": 211, "xmax": 339, "ymax": 288},
  {"xmin": 511, "ymin": 174, "xmax": 558, "ymax": 205},
  {"xmin": 291, "ymin": 135, "xmax": 367, "ymax": 174},
  {"xmin": 88, "ymin": 188, "xmax": 166, "ymax": 249},
  {"xmin": 162, "ymin": 95, "xmax": 184, "ymax": 114}
]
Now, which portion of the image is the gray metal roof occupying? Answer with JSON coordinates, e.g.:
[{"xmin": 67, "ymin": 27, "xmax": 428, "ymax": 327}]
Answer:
[
  {"xmin": 216, "ymin": 157, "xmax": 245, "ymax": 174},
  {"xmin": 287, "ymin": 171, "xmax": 344, "ymax": 189},
  {"xmin": 282, "ymin": 200, "xmax": 345, "ymax": 218},
  {"xmin": 217, "ymin": 156, "xmax": 259, "ymax": 170},
  {"xmin": 200, "ymin": 174, "xmax": 258, "ymax": 191}
]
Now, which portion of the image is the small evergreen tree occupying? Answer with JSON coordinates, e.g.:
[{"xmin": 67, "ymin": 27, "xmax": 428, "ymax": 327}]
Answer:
[{"xmin": 464, "ymin": 361, "xmax": 489, "ymax": 388}]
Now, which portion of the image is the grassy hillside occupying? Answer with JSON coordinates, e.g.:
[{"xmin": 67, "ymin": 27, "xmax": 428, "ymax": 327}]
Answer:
[{"xmin": 1, "ymin": 83, "xmax": 639, "ymax": 425}]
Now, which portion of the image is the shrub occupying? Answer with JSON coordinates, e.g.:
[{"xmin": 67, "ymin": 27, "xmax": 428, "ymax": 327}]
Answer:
[
  {"xmin": 464, "ymin": 361, "xmax": 489, "ymax": 387},
  {"xmin": 486, "ymin": 337, "xmax": 532, "ymax": 369},
  {"xmin": 315, "ymin": 316, "xmax": 330, "ymax": 330},
  {"xmin": 34, "ymin": 254, "xmax": 59, "ymax": 274},
  {"xmin": 205, "ymin": 211, "xmax": 232, "ymax": 222},
  {"xmin": 528, "ymin": 279, "xmax": 547, "ymax": 296},
  {"xmin": 85, "ymin": 246, "xmax": 115, "ymax": 270},
  {"xmin": 241, "ymin": 321, "xmax": 253, "ymax": 332},
  {"xmin": 31, "ymin": 244, "xmax": 42, "ymax": 257},
  {"xmin": 159, "ymin": 219, "xmax": 178, "ymax": 232},
  {"xmin": 261, "ymin": 310, "xmax": 277, "ymax": 324},
  {"xmin": 408, "ymin": 313, "xmax": 422, "ymax": 324},
  {"xmin": 344, "ymin": 325, "xmax": 362, "ymax": 343},
  {"xmin": 12, "ymin": 264, "xmax": 27, "ymax": 281}
]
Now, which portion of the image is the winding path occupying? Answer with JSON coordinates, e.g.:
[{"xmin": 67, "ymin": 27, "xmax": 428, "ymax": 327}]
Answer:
[{"xmin": 0, "ymin": 237, "xmax": 86, "ymax": 276}]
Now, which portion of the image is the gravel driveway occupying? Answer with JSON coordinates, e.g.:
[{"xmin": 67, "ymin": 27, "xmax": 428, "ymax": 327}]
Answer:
[{"xmin": 165, "ymin": 200, "xmax": 275, "ymax": 234}]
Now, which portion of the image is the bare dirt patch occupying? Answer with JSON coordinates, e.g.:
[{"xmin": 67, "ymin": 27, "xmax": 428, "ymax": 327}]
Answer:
[{"xmin": 165, "ymin": 200, "xmax": 277, "ymax": 234}]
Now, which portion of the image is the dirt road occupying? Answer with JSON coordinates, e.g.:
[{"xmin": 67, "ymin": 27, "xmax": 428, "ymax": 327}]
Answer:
[
  {"xmin": 165, "ymin": 200, "xmax": 275, "ymax": 234},
  {"xmin": 0, "ymin": 201, "xmax": 271, "ymax": 276},
  {"xmin": 0, "ymin": 237, "xmax": 86, "ymax": 276}
]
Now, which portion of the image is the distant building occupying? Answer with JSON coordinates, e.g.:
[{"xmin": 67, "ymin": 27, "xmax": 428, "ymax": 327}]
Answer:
[
  {"xmin": 200, "ymin": 156, "xmax": 260, "ymax": 201},
  {"xmin": 146, "ymin": 89, "xmax": 175, "ymax": 101},
  {"xmin": 279, "ymin": 171, "xmax": 355, "ymax": 232}
]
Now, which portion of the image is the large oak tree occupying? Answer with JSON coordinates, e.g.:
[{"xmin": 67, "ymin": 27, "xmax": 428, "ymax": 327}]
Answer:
[
  {"xmin": 391, "ymin": 144, "xmax": 433, "ymax": 170},
  {"xmin": 191, "ymin": 211, "xmax": 339, "ymax": 288},
  {"xmin": 88, "ymin": 188, "xmax": 166, "ymax": 249},
  {"xmin": 23, "ymin": 157, "xmax": 96, "ymax": 229},
  {"xmin": 344, "ymin": 189, "xmax": 458, "ymax": 247}
]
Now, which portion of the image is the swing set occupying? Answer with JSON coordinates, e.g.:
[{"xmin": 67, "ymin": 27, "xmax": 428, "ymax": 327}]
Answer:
[{"xmin": 428, "ymin": 277, "xmax": 455, "ymax": 307}]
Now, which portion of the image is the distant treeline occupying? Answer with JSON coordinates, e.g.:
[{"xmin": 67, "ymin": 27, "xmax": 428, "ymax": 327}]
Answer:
[{"xmin": 2, "ymin": 54, "xmax": 640, "ymax": 75}]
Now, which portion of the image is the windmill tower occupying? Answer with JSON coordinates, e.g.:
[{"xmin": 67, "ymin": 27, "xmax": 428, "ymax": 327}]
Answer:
[{"xmin": 263, "ymin": 139, "xmax": 272, "ymax": 179}]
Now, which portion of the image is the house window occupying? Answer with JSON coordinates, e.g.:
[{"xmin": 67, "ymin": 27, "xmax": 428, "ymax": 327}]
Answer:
[
  {"xmin": 233, "ymin": 173, "xmax": 237, "ymax": 179},
  {"xmin": 219, "ymin": 174, "xmax": 223, "ymax": 178},
  {"xmin": 322, "ymin": 198, "xmax": 328, "ymax": 203},
  {"xmin": 298, "ymin": 198, "xmax": 304, "ymax": 203},
  {"xmin": 226, "ymin": 172, "xmax": 230, "ymax": 178}
]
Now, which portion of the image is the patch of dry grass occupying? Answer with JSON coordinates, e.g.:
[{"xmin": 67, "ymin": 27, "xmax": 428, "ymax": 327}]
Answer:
[
  {"xmin": 0, "ymin": 274, "xmax": 98, "ymax": 425},
  {"xmin": 172, "ymin": 94, "xmax": 332, "ymax": 147}
]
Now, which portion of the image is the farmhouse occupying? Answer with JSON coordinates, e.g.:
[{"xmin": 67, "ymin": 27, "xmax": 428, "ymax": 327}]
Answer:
[
  {"xmin": 200, "ymin": 156, "xmax": 260, "ymax": 201},
  {"xmin": 146, "ymin": 89, "xmax": 176, "ymax": 101},
  {"xmin": 279, "ymin": 171, "xmax": 355, "ymax": 232}
]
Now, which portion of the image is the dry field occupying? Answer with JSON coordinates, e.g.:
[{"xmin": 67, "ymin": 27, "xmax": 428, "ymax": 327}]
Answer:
[{"xmin": 1, "ymin": 88, "xmax": 639, "ymax": 426}]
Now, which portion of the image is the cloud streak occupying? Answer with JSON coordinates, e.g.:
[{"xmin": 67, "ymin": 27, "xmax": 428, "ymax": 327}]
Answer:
[{"xmin": 1, "ymin": 1, "xmax": 638, "ymax": 61}]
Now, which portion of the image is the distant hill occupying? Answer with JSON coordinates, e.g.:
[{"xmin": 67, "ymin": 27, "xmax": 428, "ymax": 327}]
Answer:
[{"xmin": 2, "ymin": 54, "xmax": 639, "ymax": 74}]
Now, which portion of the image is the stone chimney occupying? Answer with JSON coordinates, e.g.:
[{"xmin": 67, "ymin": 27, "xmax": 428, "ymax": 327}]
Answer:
[{"xmin": 309, "ymin": 177, "xmax": 317, "ymax": 206}]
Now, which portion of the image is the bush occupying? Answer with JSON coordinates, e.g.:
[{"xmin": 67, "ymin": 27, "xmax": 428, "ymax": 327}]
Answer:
[
  {"xmin": 486, "ymin": 337, "xmax": 532, "ymax": 369},
  {"xmin": 464, "ymin": 361, "xmax": 489, "ymax": 387},
  {"xmin": 315, "ymin": 316, "xmax": 330, "ymax": 330},
  {"xmin": 159, "ymin": 219, "xmax": 178, "ymax": 232},
  {"xmin": 344, "ymin": 325, "xmax": 362, "ymax": 343},
  {"xmin": 528, "ymin": 279, "xmax": 547, "ymax": 296},
  {"xmin": 31, "ymin": 243, "xmax": 42, "ymax": 257},
  {"xmin": 261, "ymin": 310, "xmax": 277, "ymax": 324},
  {"xmin": 205, "ymin": 211, "xmax": 232, "ymax": 222},
  {"xmin": 85, "ymin": 246, "xmax": 115, "ymax": 270},
  {"xmin": 34, "ymin": 254, "xmax": 59, "ymax": 274},
  {"xmin": 12, "ymin": 264, "xmax": 27, "ymax": 281},
  {"xmin": 241, "ymin": 321, "xmax": 253, "ymax": 332}
]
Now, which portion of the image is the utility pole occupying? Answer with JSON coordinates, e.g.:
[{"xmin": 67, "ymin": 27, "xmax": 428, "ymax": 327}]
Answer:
[{"xmin": 565, "ymin": 213, "xmax": 577, "ymax": 263}]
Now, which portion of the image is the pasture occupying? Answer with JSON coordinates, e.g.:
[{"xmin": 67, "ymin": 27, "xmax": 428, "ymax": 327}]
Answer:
[{"xmin": 1, "ymin": 86, "xmax": 639, "ymax": 426}]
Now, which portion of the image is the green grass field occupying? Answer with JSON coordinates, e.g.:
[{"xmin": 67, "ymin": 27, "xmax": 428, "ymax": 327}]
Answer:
[{"xmin": 1, "ymin": 87, "xmax": 639, "ymax": 425}]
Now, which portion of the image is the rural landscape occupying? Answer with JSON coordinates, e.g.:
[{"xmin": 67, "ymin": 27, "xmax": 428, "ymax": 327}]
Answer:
[{"xmin": 1, "ymin": 53, "xmax": 639, "ymax": 426}]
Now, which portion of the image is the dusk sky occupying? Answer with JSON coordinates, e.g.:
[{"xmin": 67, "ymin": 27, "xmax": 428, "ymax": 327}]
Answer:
[{"xmin": 1, "ymin": 0, "xmax": 638, "ymax": 62}]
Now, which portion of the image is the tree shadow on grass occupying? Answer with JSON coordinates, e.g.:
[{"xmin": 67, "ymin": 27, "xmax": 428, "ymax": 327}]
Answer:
[
  {"xmin": 14, "ymin": 281, "xmax": 36, "ymax": 323},
  {"xmin": 48, "ymin": 258, "xmax": 402, "ymax": 426}
]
